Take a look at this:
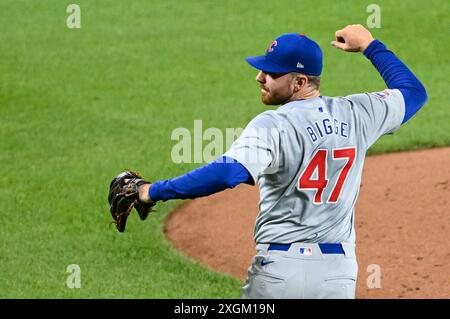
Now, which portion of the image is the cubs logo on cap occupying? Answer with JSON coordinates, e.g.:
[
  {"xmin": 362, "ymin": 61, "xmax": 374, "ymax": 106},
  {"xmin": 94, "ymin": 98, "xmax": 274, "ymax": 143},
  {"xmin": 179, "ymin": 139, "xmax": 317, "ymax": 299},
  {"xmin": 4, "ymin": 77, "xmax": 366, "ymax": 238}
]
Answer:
[
  {"xmin": 267, "ymin": 40, "xmax": 278, "ymax": 53},
  {"xmin": 246, "ymin": 33, "xmax": 323, "ymax": 76}
]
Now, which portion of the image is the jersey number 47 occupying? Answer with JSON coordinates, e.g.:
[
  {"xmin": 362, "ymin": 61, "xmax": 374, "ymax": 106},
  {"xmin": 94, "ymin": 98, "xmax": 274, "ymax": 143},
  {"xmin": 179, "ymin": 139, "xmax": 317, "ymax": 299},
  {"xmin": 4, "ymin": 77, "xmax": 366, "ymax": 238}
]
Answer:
[{"xmin": 298, "ymin": 147, "xmax": 356, "ymax": 204}]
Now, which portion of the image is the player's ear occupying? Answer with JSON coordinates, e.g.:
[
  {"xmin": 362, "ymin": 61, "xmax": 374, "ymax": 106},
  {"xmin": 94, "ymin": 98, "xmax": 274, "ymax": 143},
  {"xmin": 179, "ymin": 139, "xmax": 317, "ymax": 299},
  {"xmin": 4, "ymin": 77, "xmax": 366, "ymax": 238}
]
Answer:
[{"xmin": 292, "ymin": 73, "xmax": 307, "ymax": 92}]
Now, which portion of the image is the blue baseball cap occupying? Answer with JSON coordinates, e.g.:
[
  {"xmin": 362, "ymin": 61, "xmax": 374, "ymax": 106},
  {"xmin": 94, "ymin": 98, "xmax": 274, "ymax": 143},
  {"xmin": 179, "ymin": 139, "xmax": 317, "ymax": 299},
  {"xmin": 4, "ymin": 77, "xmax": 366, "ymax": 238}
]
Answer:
[{"xmin": 246, "ymin": 33, "xmax": 323, "ymax": 76}]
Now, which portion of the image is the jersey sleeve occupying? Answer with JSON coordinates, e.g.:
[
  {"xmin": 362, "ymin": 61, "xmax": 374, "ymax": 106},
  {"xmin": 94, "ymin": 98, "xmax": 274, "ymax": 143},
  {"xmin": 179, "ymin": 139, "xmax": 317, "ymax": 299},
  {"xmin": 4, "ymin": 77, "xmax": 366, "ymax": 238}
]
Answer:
[
  {"xmin": 223, "ymin": 111, "xmax": 281, "ymax": 183},
  {"xmin": 346, "ymin": 88, "xmax": 405, "ymax": 148}
]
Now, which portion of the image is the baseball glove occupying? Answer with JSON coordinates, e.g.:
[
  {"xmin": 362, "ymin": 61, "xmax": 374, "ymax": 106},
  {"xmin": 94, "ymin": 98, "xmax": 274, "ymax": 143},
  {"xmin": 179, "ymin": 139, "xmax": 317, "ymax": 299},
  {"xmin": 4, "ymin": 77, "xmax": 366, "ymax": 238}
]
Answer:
[{"xmin": 108, "ymin": 170, "xmax": 155, "ymax": 232}]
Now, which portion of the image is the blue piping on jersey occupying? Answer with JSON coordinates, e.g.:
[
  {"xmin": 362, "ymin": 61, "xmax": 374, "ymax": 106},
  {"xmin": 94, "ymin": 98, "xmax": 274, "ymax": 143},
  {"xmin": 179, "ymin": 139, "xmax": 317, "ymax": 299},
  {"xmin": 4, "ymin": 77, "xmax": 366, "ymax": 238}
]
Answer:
[{"xmin": 363, "ymin": 40, "xmax": 428, "ymax": 123}]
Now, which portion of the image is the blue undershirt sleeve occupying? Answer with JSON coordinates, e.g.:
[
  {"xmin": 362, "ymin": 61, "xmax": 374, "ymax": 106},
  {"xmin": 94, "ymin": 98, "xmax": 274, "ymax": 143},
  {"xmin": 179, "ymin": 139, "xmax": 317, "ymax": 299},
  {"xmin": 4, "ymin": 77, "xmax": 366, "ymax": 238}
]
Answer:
[
  {"xmin": 363, "ymin": 40, "xmax": 428, "ymax": 123},
  {"xmin": 149, "ymin": 156, "xmax": 253, "ymax": 202}
]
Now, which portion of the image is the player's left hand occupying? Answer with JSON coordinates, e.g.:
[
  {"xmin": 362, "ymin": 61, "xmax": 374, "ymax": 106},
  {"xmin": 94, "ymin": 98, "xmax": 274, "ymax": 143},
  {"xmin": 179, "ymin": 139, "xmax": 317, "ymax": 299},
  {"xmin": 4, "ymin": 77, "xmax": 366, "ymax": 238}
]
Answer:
[{"xmin": 108, "ymin": 170, "xmax": 156, "ymax": 232}]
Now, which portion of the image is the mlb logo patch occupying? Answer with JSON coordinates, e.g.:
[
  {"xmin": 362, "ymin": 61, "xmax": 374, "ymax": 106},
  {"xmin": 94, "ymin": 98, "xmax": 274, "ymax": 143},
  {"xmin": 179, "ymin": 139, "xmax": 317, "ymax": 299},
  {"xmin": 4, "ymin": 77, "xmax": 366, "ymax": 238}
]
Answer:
[
  {"xmin": 371, "ymin": 89, "xmax": 391, "ymax": 100},
  {"xmin": 299, "ymin": 247, "xmax": 313, "ymax": 255}
]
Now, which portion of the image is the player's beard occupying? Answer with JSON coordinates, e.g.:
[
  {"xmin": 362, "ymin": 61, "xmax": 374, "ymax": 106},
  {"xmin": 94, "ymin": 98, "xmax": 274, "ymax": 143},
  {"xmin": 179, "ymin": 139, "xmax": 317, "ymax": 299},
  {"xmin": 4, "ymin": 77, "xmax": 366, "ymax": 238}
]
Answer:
[{"xmin": 260, "ymin": 87, "xmax": 293, "ymax": 105}]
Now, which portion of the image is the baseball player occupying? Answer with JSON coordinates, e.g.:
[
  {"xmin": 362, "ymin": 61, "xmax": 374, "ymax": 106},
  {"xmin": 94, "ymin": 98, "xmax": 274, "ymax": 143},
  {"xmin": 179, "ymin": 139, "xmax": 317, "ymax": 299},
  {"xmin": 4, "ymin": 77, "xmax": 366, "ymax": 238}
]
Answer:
[{"xmin": 109, "ymin": 24, "xmax": 427, "ymax": 298}]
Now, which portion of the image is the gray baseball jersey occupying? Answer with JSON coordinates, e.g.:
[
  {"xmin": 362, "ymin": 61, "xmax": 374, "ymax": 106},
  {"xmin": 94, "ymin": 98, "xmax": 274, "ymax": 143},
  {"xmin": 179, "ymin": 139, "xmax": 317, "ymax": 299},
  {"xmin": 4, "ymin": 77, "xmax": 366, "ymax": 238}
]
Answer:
[{"xmin": 224, "ymin": 89, "xmax": 405, "ymax": 244}]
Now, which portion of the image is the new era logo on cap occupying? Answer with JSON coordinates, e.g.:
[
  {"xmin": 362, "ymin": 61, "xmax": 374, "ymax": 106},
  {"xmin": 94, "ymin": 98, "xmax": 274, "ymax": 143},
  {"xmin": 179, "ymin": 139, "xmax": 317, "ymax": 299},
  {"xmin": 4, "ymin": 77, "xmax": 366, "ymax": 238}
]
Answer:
[{"xmin": 246, "ymin": 33, "xmax": 323, "ymax": 76}]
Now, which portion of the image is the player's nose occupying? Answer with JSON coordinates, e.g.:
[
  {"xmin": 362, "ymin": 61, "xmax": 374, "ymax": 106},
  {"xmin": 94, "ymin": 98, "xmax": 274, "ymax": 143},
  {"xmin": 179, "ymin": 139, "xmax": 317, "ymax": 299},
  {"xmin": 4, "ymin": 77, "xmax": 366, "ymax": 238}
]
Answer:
[{"xmin": 256, "ymin": 71, "xmax": 266, "ymax": 83}]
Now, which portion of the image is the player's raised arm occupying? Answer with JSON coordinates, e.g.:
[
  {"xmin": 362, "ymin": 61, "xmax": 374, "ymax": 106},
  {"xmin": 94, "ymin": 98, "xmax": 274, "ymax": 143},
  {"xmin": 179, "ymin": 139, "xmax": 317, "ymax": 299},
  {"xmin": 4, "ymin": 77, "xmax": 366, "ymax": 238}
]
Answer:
[{"xmin": 331, "ymin": 24, "xmax": 428, "ymax": 124}]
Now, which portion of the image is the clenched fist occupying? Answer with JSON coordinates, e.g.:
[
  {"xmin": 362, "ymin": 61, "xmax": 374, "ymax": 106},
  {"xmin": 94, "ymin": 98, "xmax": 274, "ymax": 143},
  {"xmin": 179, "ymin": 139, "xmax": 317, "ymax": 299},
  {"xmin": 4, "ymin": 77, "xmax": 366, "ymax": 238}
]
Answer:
[{"xmin": 331, "ymin": 24, "xmax": 374, "ymax": 53}]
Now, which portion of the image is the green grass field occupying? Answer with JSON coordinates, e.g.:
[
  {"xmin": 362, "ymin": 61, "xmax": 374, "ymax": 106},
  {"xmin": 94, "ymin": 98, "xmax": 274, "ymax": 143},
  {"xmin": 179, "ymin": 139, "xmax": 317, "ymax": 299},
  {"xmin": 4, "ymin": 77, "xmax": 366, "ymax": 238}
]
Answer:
[{"xmin": 0, "ymin": 0, "xmax": 448, "ymax": 298}]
